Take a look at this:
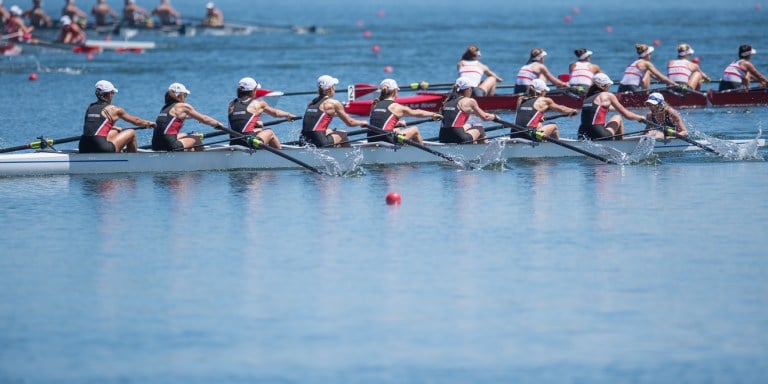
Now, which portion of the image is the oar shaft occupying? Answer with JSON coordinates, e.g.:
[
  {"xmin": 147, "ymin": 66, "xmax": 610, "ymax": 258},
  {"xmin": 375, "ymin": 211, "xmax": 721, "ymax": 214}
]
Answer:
[
  {"xmin": 365, "ymin": 124, "xmax": 461, "ymax": 164},
  {"xmin": 0, "ymin": 125, "xmax": 151, "ymax": 153},
  {"xmin": 216, "ymin": 125, "xmax": 322, "ymax": 174},
  {"xmin": 642, "ymin": 119, "xmax": 717, "ymax": 154},
  {"xmin": 494, "ymin": 118, "xmax": 614, "ymax": 163}
]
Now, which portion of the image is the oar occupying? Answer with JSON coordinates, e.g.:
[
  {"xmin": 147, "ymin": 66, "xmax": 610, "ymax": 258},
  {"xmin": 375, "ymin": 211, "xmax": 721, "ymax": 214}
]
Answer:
[
  {"xmin": 595, "ymin": 129, "xmax": 648, "ymax": 141},
  {"xmin": 494, "ymin": 118, "xmax": 614, "ymax": 163},
  {"xmin": 216, "ymin": 125, "xmax": 322, "ymax": 174},
  {"xmin": 329, "ymin": 117, "xmax": 436, "ymax": 147},
  {"xmin": 641, "ymin": 119, "xmax": 717, "ymax": 154},
  {"xmin": 422, "ymin": 124, "xmax": 507, "ymax": 142},
  {"xmin": 364, "ymin": 124, "xmax": 462, "ymax": 165},
  {"xmin": 275, "ymin": 83, "xmax": 377, "ymax": 97},
  {"xmin": 542, "ymin": 113, "xmax": 572, "ymax": 121},
  {"xmin": 0, "ymin": 126, "xmax": 152, "ymax": 153},
  {"xmin": 283, "ymin": 128, "xmax": 369, "ymax": 146},
  {"xmin": 139, "ymin": 118, "xmax": 300, "ymax": 150}
]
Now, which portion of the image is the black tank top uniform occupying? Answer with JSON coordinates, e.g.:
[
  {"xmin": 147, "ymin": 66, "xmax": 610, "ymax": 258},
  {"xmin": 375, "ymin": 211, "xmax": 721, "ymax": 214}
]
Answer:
[
  {"xmin": 152, "ymin": 102, "xmax": 184, "ymax": 151},
  {"xmin": 301, "ymin": 97, "xmax": 334, "ymax": 147},
  {"xmin": 228, "ymin": 97, "xmax": 256, "ymax": 147},
  {"xmin": 578, "ymin": 93, "xmax": 611, "ymax": 140},
  {"xmin": 438, "ymin": 96, "xmax": 473, "ymax": 144},
  {"xmin": 513, "ymin": 96, "xmax": 540, "ymax": 139},
  {"xmin": 79, "ymin": 100, "xmax": 116, "ymax": 153},
  {"xmin": 368, "ymin": 99, "xmax": 399, "ymax": 144}
]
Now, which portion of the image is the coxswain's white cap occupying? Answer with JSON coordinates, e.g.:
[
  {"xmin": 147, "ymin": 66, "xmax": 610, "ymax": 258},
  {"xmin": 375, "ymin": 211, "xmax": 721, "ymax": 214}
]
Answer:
[
  {"xmin": 10, "ymin": 5, "xmax": 22, "ymax": 16},
  {"xmin": 206, "ymin": 2, "xmax": 214, "ymax": 9},
  {"xmin": 531, "ymin": 79, "xmax": 550, "ymax": 93},
  {"xmin": 95, "ymin": 80, "xmax": 118, "ymax": 93},
  {"xmin": 455, "ymin": 76, "xmax": 473, "ymax": 91},
  {"xmin": 60, "ymin": 15, "xmax": 72, "ymax": 25},
  {"xmin": 639, "ymin": 46, "xmax": 654, "ymax": 58},
  {"xmin": 317, "ymin": 75, "xmax": 339, "ymax": 91},
  {"xmin": 593, "ymin": 73, "xmax": 613, "ymax": 86},
  {"xmin": 168, "ymin": 82, "xmax": 191, "ymax": 95},
  {"xmin": 645, "ymin": 92, "xmax": 665, "ymax": 105},
  {"xmin": 237, "ymin": 77, "xmax": 261, "ymax": 91},
  {"xmin": 379, "ymin": 78, "xmax": 399, "ymax": 90}
]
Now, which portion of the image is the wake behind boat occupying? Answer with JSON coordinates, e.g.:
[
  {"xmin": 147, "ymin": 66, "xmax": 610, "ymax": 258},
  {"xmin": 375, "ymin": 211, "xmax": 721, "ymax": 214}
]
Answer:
[{"xmin": 0, "ymin": 137, "xmax": 762, "ymax": 176}]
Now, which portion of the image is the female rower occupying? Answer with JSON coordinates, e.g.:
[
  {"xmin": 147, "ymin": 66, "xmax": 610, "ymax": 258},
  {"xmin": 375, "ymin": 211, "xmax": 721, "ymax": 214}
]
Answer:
[
  {"xmin": 718, "ymin": 45, "xmax": 768, "ymax": 91},
  {"xmin": 23, "ymin": 0, "xmax": 52, "ymax": 28},
  {"xmin": 514, "ymin": 48, "xmax": 568, "ymax": 94},
  {"xmin": 514, "ymin": 79, "xmax": 578, "ymax": 140},
  {"xmin": 151, "ymin": 0, "xmax": 180, "ymax": 26},
  {"xmin": 642, "ymin": 92, "xmax": 687, "ymax": 139},
  {"xmin": 579, "ymin": 73, "xmax": 645, "ymax": 140},
  {"xmin": 438, "ymin": 76, "xmax": 497, "ymax": 144},
  {"xmin": 301, "ymin": 75, "xmax": 368, "ymax": 148},
  {"xmin": 4, "ymin": 5, "xmax": 35, "ymax": 42},
  {"xmin": 568, "ymin": 48, "xmax": 602, "ymax": 92},
  {"xmin": 91, "ymin": 0, "xmax": 119, "ymax": 26},
  {"xmin": 202, "ymin": 2, "xmax": 223, "ymax": 27},
  {"xmin": 79, "ymin": 80, "xmax": 156, "ymax": 153},
  {"xmin": 61, "ymin": 0, "xmax": 87, "ymax": 25},
  {"xmin": 368, "ymin": 78, "xmax": 442, "ymax": 145},
  {"xmin": 667, "ymin": 43, "xmax": 710, "ymax": 90},
  {"xmin": 618, "ymin": 43, "xmax": 677, "ymax": 92},
  {"xmin": 227, "ymin": 77, "xmax": 298, "ymax": 150},
  {"xmin": 152, "ymin": 83, "xmax": 225, "ymax": 151},
  {"xmin": 456, "ymin": 44, "xmax": 504, "ymax": 97},
  {"xmin": 57, "ymin": 15, "xmax": 85, "ymax": 44},
  {"xmin": 123, "ymin": 0, "xmax": 152, "ymax": 27}
]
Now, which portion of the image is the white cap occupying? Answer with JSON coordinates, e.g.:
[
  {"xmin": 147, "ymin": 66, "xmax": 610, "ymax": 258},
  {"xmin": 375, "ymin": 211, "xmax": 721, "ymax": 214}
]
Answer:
[
  {"xmin": 740, "ymin": 48, "xmax": 757, "ymax": 57},
  {"xmin": 95, "ymin": 80, "xmax": 118, "ymax": 93},
  {"xmin": 206, "ymin": 2, "xmax": 214, "ymax": 9},
  {"xmin": 238, "ymin": 77, "xmax": 261, "ymax": 91},
  {"xmin": 168, "ymin": 82, "xmax": 190, "ymax": 95},
  {"xmin": 10, "ymin": 5, "xmax": 22, "ymax": 15},
  {"xmin": 379, "ymin": 78, "xmax": 399, "ymax": 90},
  {"xmin": 593, "ymin": 73, "xmax": 613, "ymax": 86},
  {"xmin": 317, "ymin": 75, "xmax": 339, "ymax": 91},
  {"xmin": 60, "ymin": 15, "xmax": 72, "ymax": 25},
  {"xmin": 678, "ymin": 48, "xmax": 694, "ymax": 57},
  {"xmin": 645, "ymin": 92, "xmax": 665, "ymax": 105},
  {"xmin": 532, "ymin": 50, "xmax": 547, "ymax": 61},
  {"xmin": 639, "ymin": 46, "xmax": 655, "ymax": 58},
  {"xmin": 579, "ymin": 50, "xmax": 593, "ymax": 60},
  {"xmin": 531, "ymin": 79, "xmax": 550, "ymax": 93},
  {"xmin": 455, "ymin": 76, "xmax": 474, "ymax": 91}
]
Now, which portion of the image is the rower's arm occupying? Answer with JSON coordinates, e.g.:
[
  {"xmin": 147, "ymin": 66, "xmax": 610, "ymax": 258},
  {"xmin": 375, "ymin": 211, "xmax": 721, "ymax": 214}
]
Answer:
[
  {"xmin": 542, "ymin": 66, "xmax": 568, "ymax": 88},
  {"xmin": 608, "ymin": 94, "xmax": 644, "ymax": 121},
  {"xmin": 543, "ymin": 98, "xmax": 577, "ymax": 115},
  {"xmin": 331, "ymin": 101, "xmax": 367, "ymax": 127},
  {"xmin": 670, "ymin": 109, "xmax": 688, "ymax": 136},
  {"xmin": 744, "ymin": 61, "xmax": 768, "ymax": 84},
  {"xmin": 261, "ymin": 103, "xmax": 298, "ymax": 120},
  {"xmin": 115, "ymin": 108, "xmax": 156, "ymax": 128},
  {"xmin": 181, "ymin": 104, "xmax": 224, "ymax": 128},
  {"xmin": 483, "ymin": 63, "xmax": 504, "ymax": 82},
  {"xmin": 646, "ymin": 63, "xmax": 676, "ymax": 86}
]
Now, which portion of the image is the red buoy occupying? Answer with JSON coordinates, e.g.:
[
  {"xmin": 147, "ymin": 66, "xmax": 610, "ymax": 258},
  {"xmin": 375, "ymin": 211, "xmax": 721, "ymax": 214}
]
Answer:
[
  {"xmin": 564, "ymin": 15, "xmax": 572, "ymax": 23},
  {"xmin": 28, "ymin": 72, "xmax": 38, "ymax": 81},
  {"xmin": 363, "ymin": 30, "xmax": 372, "ymax": 38},
  {"xmin": 371, "ymin": 44, "xmax": 381, "ymax": 53},
  {"xmin": 385, "ymin": 192, "xmax": 401, "ymax": 205},
  {"xmin": 383, "ymin": 65, "xmax": 393, "ymax": 73}
]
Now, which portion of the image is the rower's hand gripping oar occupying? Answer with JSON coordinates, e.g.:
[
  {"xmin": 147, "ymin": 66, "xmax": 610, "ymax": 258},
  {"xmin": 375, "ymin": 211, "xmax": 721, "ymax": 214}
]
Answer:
[
  {"xmin": 640, "ymin": 119, "xmax": 717, "ymax": 154},
  {"xmin": 0, "ymin": 126, "xmax": 153, "ymax": 153},
  {"xmin": 493, "ymin": 117, "xmax": 615, "ymax": 164},
  {"xmin": 331, "ymin": 117, "xmax": 436, "ymax": 147},
  {"xmin": 364, "ymin": 122, "xmax": 463, "ymax": 165},
  {"xmin": 191, "ymin": 117, "xmax": 301, "ymax": 142}
]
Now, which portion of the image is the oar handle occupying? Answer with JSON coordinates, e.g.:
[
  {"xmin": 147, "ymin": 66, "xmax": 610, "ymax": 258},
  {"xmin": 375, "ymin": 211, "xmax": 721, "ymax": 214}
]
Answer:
[
  {"xmin": 494, "ymin": 118, "xmax": 614, "ymax": 164},
  {"xmin": 542, "ymin": 113, "xmax": 571, "ymax": 121},
  {"xmin": 0, "ymin": 125, "xmax": 152, "ymax": 153},
  {"xmin": 364, "ymin": 124, "xmax": 462, "ymax": 164},
  {"xmin": 641, "ymin": 119, "xmax": 717, "ymax": 154}
]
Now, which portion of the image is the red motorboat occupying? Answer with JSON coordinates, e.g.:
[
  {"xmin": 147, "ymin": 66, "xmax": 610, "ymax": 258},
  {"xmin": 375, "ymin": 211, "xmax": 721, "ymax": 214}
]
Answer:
[{"xmin": 707, "ymin": 87, "xmax": 768, "ymax": 107}]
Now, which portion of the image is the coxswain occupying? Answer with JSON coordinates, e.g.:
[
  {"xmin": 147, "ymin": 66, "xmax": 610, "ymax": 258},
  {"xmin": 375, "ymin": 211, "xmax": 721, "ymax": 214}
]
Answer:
[
  {"xmin": 368, "ymin": 78, "xmax": 441, "ymax": 145},
  {"xmin": 514, "ymin": 79, "xmax": 578, "ymax": 140},
  {"xmin": 618, "ymin": 43, "xmax": 676, "ymax": 92},
  {"xmin": 667, "ymin": 43, "xmax": 710, "ymax": 90},
  {"xmin": 152, "ymin": 83, "xmax": 225, "ymax": 151},
  {"xmin": 151, "ymin": 0, "xmax": 180, "ymax": 26},
  {"xmin": 301, "ymin": 75, "xmax": 368, "ymax": 148},
  {"xmin": 514, "ymin": 48, "xmax": 568, "ymax": 94},
  {"xmin": 57, "ymin": 15, "xmax": 85, "ymax": 44},
  {"xmin": 438, "ymin": 76, "xmax": 497, "ymax": 144},
  {"xmin": 642, "ymin": 92, "xmax": 687, "ymax": 139},
  {"xmin": 91, "ymin": 0, "xmax": 118, "ymax": 26},
  {"xmin": 579, "ymin": 73, "xmax": 645, "ymax": 140},
  {"xmin": 61, "ymin": 0, "xmax": 87, "ymax": 27},
  {"xmin": 122, "ymin": 0, "xmax": 152, "ymax": 27},
  {"xmin": 718, "ymin": 44, "xmax": 768, "ymax": 91},
  {"xmin": 227, "ymin": 77, "xmax": 298, "ymax": 150},
  {"xmin": 4, "ymin": 5, "xmax": 35, "ymax": 42},
  {"xmin": 456, "ymin": 44, "xmax": 504, "ymax": 96},
  {"xmin": 567, "ymin": 48, "xmax": 602, "ymax": 93},
  {"xmin": 23, "ymin": 0, "xmax": 52, "ymax": 28},
  {"xmin": 201, "ymin": 2, "xmax": 222, "ymax": 27},
  {"xmin": 79, "ymin": 80, "xmax": 156, "ymax": 153}
]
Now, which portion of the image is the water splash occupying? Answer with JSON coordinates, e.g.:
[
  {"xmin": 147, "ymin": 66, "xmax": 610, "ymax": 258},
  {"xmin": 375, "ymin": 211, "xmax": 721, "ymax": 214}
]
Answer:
[
  {"xmin": 471, "ymin": 138, "xmax": 507, "ymax": 170},
  {"xmin": 303, "ymin": 145, "xmax": 364, "ymax": 176},
  {"xmin": 691, "ymin": 129, "xmax": 764, "ymax": 161},
  {"xmin": 585, "ymin": 136, "xmax": 656, "ymax": 165}
]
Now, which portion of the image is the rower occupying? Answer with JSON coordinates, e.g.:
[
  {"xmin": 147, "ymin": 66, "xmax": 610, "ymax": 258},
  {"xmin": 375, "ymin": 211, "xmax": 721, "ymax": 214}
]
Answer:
[
  {"xmin": 368, "ymin": 78, "xmax": 441, "ymax": 145},
  {"xmin": 4, "ymin": 5, "xmax": 35, "ymax": 42},
  {"xmin": 567, "ymin": 48, "xmax": 602, "ymax": 93},
  {"xmin": 227, "ymin": 77, "xmax": 298, "ymax": 150},
  {"xmin": 514, "ymin": 79, "xmax": 578, "ymax": 140},
  {"xmin": 0, "ymin": 1, "xmax": 9, "ymax": 24},
  {"xmin": 642, "ymin": 92, "xmax": 687, "ymax": 139},
  {"xmin": 79, "ymin": 80, "xmax": 156, "ymax": 153},
  {"xmin": 514, "ymin": 48, "xmax": 568, "ymax": 94},
  {"xmin": 152, "ymin": 83, "xmax": 226, "ymax": 151},
  {"xmin": 456, "ymin": 44, "xmax": 504, "ymax": 96},
  {"xmin": 201, "ymin": 2, "xmax": 222, "ymax": 27},
  {"xmin": 61, "ymin": 0, "xmax": 87, "ymax": 27},
  {"xmin": 618, "ymin": 43, "xmax": 676, "ymax": 92},
  {"xmin": 438, "ymin": 76, "xmax": 497, "ymax": 144},
  {"xmin": 151, "ymin": 0, "xmax": 180, "ymax": 26},
  {"xmin": 57, "ymin": 15, "xmax": 86, "ymax": 44},
  {"xmin": 667, "ymin": 43, "xmax": 710, "ymax": 90},
  {"xmin": 91, "ymin": 0, "xmax": 118, "ymax": 26},
  {"xmin": 301, "ymin": 75, "xmax": 368, "ymax": 148},
  {"xmin": 122, "ymin": 0, "xmax": 152, "ymax": 27},
  {"xmin": 579, "ymin": 73, "xmax": 645, "ymax": 140},
  {"xmin": 718, "ymin": 45, "xmax": 768, "ymax": 91},
  {"xmin": 22, "ymin": 0, "xmax": 52, "ymax": 28}
]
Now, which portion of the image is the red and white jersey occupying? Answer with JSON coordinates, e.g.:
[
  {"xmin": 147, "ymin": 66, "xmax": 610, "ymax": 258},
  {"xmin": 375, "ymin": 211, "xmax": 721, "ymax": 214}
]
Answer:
[
  {"xmin": 569, "ymin": 62, "xmax": 594, "ymax": 86},
  {"xmin": 516, "ymin": 63, "xmax": 539, "ymax": 86},
  {"xmin": 722, "ymin": 60, "xmax": 746, "ymax": 83},
  {"xmin": 620, "ymin": 60, "xmax": 646, "ymax": 86},
  {"xmin": 667, "ymin": 59, "xmax": 693, "ymax": 83},
  {"xmin": 458, "ymin": 60, "xmax": 483, "ymax": 86}
]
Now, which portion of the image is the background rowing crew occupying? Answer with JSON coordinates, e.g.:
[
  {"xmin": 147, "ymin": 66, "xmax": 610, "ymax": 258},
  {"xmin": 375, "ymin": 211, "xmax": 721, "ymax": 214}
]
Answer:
[
  {"xmin": 1, "ymin": 0, "xmax": 223, "ymax": 44},
  {"xmin": 78, "ymin": 75, "xmax": 685, "ymax": 154}
]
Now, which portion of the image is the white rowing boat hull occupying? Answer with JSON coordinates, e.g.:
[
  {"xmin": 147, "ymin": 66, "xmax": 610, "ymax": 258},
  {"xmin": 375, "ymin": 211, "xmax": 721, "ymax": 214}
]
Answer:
[
  {"xmin": 83, "ymin": 39, "xmax": 156, "ymax": 50},
  {"xmin": 0, "ymin": 138, "xmax": 762, "ymax": 176}
]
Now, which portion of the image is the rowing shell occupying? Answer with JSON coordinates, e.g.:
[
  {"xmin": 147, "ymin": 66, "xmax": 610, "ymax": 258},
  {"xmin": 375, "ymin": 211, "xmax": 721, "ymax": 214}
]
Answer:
[{"xmin": 0, "ymin": 138, "xmax": 761, "ymax": 176}]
